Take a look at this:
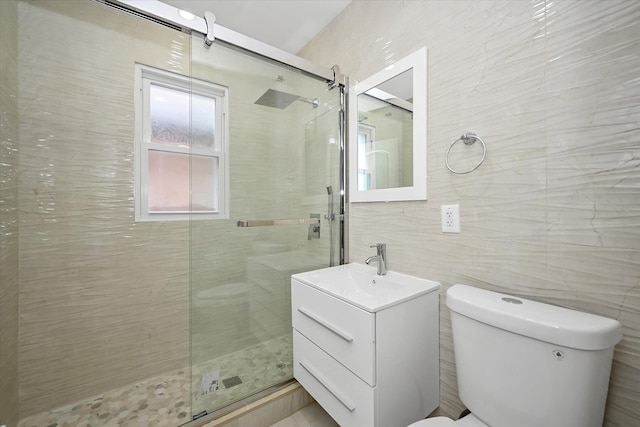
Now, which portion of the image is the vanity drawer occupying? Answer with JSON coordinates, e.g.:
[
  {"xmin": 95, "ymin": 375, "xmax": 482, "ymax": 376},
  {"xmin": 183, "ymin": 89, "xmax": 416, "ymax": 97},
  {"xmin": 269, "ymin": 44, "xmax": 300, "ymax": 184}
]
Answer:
[
  {"xmin": 292, "ymin": 280, "xmax": 376, "ymax": 385},
  {"xmin": 294, "ymin": 330, "xmax": 374, "ymax": 427}
]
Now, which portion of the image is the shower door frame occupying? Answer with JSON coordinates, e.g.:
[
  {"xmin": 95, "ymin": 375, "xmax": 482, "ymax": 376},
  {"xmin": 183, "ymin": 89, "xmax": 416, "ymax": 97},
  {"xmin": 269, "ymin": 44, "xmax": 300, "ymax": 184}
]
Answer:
[
  {"xmin": 109, "ymin": 0, "xmax": 344, "ymax": 84},
  {"xmin": 104, "ymin": 0, "xmax": 348, "ymax": 421},
  {"xmin": 105, "ymin": 0, "xmax": 347, "ymax": 265}
]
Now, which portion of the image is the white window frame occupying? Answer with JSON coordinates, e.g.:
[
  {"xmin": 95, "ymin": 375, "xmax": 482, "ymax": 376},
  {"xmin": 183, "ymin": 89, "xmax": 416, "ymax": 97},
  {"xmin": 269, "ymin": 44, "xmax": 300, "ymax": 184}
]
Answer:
[{"xmin": 134, "ymin": 63, "xmax": 229, "ymax": 221}]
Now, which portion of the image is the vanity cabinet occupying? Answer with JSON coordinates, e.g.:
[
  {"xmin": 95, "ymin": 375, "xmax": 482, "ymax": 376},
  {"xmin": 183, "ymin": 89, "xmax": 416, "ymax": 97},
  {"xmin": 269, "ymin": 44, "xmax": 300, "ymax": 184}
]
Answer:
[{"xmin": 291, "ymin": 263, "xmax": 440, "ymax": 427}]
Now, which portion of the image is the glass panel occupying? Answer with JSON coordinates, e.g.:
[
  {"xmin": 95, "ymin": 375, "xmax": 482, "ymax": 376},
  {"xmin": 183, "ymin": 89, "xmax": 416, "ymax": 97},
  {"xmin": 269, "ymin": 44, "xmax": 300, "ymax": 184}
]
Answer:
[
  {"xmin": 148, "ymin": 150, "xmax": 217, "ymax": 212},
  {"xmin": 13, "ymin": 1, "xmax": 193, "ymax": 425},
  {"xmin": 189, "ymin": 39, "xmax": 342, "ymax": 418},
  {"xmin": 11, "ymin": 0, "xmax": 341, "ymax": 425},
  {"xmin": 150, "ymin": 84, "xmax": 216, "ymax": 149}
]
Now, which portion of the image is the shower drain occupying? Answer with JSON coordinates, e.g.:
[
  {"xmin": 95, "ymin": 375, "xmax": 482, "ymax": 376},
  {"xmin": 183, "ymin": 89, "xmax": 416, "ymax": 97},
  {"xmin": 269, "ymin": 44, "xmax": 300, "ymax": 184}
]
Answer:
[
  {"xmin": 222, "ymin": 376, "xmax": 242, "ymax": 389},
  {"xmin": 276, "ymin": 362, "xmax": 286, "ymax": 369}
]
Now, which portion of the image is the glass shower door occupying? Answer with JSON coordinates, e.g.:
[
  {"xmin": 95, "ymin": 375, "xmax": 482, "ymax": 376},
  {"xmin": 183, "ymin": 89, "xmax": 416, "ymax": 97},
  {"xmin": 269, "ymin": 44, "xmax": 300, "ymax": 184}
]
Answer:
[{"xmin": 188, "ymin": 37, "xmax": 342, "ymax": 419}]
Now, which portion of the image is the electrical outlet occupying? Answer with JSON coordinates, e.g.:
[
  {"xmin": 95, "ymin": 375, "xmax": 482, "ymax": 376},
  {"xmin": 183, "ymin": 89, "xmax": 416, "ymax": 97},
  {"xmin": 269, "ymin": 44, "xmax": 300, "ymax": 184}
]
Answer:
[{"xmin": 441, "ymin": 204, "xmax": 461, "ymax": 233}]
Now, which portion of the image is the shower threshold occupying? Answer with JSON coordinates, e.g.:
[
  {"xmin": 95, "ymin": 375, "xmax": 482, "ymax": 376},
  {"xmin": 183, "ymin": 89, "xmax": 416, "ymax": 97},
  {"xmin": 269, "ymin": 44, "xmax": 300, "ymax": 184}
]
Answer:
[{"xmin": 17, "ymin": 334, "xmax": 293, "ymax": 427}]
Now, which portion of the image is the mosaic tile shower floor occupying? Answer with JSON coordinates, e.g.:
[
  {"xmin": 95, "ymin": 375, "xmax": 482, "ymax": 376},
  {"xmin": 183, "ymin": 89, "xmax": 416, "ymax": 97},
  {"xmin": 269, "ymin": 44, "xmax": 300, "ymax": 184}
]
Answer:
[{"xmin": 18, "ymin": 334, "xmax": 293, "ymax": 427}]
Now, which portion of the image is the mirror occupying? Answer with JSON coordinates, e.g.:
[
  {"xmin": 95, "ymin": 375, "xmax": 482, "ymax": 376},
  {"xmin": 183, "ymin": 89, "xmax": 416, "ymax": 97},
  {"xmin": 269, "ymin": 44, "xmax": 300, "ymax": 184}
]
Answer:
[{"xmin": 349, "ymin": 47, "xmax": 427, "ymax": 202}]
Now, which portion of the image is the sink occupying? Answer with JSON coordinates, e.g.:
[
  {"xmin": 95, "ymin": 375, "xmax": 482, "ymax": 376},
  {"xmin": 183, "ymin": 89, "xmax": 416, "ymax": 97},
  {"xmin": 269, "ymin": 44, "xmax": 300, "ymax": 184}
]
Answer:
[{"xmin": 291, "ymin": 262, "xmax": 440, "ymax": 312}]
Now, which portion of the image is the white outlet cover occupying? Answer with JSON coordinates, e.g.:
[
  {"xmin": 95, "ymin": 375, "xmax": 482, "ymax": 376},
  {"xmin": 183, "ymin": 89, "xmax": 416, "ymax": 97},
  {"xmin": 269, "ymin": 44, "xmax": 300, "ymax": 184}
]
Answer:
[{"xmin": 441, "ymin": 204, "xmax": 461, "ymax": 233}]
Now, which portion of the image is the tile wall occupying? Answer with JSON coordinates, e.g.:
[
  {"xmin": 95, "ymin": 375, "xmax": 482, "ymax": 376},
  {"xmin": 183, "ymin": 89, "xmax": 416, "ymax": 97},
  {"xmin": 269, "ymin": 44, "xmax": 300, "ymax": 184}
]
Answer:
[
  {"xmin": 299, "ymin": 1, "xmax": 640, "ymax": 425},
  {"xmin": 0, "ymin": 0, "xmax": 20, "ymax": 425},
  {"xmin": 16, "ymin": 0, "xmax": 192, "ymax": 416}
]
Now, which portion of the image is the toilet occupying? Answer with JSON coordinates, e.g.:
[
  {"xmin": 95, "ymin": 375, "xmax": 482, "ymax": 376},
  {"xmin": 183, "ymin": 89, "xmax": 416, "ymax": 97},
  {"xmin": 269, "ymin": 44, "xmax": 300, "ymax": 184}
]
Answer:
[{"xmin": 410, "ymin": 284, "xmax": 622, "ymax": 427}]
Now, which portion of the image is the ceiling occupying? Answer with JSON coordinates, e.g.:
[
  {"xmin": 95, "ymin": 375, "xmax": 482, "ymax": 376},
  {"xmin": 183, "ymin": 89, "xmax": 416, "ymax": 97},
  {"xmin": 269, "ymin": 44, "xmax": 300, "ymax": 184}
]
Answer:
[{"xmin": 161, "ymin": 0, "xmax": 352, "ymax": 54}]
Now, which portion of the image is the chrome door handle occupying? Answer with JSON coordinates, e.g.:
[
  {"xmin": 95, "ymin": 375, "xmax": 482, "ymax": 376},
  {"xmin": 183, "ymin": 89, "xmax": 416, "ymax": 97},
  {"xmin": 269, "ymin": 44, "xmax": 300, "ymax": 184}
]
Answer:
[{"xmin": 237, "ymin": 218, "xmax": 320, "ymax": 227}]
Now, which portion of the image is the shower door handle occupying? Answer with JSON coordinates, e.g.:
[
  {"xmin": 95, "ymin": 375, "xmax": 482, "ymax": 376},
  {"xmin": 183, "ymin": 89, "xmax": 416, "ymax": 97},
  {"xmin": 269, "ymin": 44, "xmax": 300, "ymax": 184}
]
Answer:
[{"xmin": 236, "ymin": 218, "xmax": 320, "ymax": 227}]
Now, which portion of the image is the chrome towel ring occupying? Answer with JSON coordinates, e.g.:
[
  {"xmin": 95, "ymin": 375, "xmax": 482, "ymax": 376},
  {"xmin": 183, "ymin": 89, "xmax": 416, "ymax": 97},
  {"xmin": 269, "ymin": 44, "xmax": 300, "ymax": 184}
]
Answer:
[{"xmin": 445, "ymin": 132, "xmax": 487, "ymax": 174}]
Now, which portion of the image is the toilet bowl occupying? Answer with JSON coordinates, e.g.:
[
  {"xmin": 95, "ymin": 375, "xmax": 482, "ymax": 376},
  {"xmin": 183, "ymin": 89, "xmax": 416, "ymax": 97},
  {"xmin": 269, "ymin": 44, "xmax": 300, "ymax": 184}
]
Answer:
[
  {"xmin": 410, "ymin": 414, "xmax": 488, "ymax": 427},
  {"xmin": 409, "ymin": 284, "xmax": 622, "ymax": 427}
]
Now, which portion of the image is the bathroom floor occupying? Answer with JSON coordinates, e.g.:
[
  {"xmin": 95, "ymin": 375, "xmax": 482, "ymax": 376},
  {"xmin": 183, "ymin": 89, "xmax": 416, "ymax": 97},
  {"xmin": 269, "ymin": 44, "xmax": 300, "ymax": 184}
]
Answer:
[
  {"xmin": 18, "ymin": 335, "xmax": 293, "ymax": 427},
  {"xmin": 270, "ymin": 402, "xmax": 338, "ymax": 427}
]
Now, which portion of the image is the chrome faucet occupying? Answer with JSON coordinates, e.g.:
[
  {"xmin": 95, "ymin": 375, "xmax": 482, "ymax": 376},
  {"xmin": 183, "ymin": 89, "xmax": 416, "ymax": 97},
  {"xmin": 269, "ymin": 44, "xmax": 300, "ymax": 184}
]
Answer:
[{"xmin": 365, "ymin": 243, "xmax": 386, "ymax": 276}]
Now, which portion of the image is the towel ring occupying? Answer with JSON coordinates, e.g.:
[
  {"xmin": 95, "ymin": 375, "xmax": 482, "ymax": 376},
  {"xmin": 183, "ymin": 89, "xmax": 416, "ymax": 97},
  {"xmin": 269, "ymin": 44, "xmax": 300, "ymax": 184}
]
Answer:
[{"xmin": 445, "ymin": 132, "xmax": 487, "ymax": 174}]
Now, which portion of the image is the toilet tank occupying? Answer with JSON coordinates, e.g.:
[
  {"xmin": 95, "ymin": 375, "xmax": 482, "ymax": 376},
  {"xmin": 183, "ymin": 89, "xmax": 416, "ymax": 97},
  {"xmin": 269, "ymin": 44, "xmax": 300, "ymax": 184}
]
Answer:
[{"xmin": 447, "ymin": 285, "xmax": 622, "ymax": 427}]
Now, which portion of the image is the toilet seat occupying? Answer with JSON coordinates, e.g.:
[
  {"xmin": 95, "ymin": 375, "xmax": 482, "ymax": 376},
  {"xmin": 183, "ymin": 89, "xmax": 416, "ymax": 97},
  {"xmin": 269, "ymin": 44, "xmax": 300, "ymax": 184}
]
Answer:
[{"xmin": 408, "ymin": 416, "xmax": 460, "ymax": 426}]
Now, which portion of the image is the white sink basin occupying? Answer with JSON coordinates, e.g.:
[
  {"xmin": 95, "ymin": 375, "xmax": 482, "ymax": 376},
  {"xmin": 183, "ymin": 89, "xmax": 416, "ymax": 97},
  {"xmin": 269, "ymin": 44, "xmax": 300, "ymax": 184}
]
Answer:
[{"xmin": 291, "ymin": 263, "xmax": 440, "ymax": 312}]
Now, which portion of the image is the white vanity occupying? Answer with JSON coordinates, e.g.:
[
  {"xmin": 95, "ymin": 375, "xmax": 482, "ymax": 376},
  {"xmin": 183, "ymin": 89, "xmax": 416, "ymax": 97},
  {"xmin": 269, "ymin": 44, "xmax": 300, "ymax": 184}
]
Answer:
[{"xmin": 291, "ymin": 263, "xmax": 440, "ymax": 427}]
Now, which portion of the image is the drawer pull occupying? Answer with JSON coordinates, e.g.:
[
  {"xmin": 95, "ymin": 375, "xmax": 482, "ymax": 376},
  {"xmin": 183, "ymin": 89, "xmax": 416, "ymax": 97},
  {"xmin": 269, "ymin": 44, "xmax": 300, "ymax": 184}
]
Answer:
[
  {"xmin": 299, "ymin": 361, "xmax": 356, "ymax": 412},
  {"xmin": 298, "ymin": 307, "xmax": 354, "ymax": 343}
]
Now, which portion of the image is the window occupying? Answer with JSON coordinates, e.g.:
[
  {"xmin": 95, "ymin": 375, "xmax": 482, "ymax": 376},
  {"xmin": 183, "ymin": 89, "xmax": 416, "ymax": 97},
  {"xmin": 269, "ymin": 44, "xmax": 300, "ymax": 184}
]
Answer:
[
  {"xmin": 135, "ymin": 64, "xmax": 228, "ymax": 221},
  {"xmin": 357, "ymin": 124, "xmax": 376, "ymax": 191}
]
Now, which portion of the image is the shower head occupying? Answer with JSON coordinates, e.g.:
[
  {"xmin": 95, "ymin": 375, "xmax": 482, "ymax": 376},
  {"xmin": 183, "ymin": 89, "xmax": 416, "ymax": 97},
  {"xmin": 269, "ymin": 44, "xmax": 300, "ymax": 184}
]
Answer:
[
  {"xmin": 254, "ymin": 89, "xmax": 298, "ymax": 109},
  {"xmin": 254, "ymin": 89, "xmax": 318, "ymax": 109},
  {"xmin": 326, "ymin": 186, "xmax": 333, "ymax": 195}
]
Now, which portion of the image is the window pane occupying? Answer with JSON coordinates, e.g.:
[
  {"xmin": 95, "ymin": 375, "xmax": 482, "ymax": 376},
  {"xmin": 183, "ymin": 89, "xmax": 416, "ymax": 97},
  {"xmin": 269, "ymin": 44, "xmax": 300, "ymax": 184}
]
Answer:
[
  {"xmin": 192, "ymin": 93, "xmax": 217, "ymax": 150},
  {"xmin": 191, "ymin": 155, "xmax": 218, "ymax": 212},
  {"xmin": 149, "ymin": 84, "xmax": 216, "ymax": 149},
  {"xmin": 148, "ymin": 151, "xmax": 218, "ymax": 212},
  {"xmin": 358, "ymin": 131, "xmax": 368, "ymax": 169}
]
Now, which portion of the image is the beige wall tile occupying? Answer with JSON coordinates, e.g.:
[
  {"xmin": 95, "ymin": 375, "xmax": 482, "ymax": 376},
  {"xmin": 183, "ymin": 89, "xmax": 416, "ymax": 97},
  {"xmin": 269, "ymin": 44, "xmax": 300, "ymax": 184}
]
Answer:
[
  {"xmin": 300, "ymin": 1, "xmax": 640, "ymax": 425},
  {"xmin": 0, "ymin": 0, "xmax": 20, "ymax": 424}
]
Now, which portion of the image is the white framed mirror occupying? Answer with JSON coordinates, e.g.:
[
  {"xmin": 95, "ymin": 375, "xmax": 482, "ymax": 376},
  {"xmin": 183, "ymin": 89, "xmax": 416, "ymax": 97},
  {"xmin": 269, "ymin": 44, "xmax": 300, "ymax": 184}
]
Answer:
[{"xmin": 349, "ymin": 47, "xmax": 427, "ymax": 202}]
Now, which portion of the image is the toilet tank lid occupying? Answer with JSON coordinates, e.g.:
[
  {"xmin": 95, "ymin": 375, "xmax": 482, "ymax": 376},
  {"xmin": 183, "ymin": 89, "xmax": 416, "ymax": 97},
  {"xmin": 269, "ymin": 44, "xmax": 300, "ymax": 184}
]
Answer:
[{"xmin": 446, "ymin": 285, "xmax": 623, "ymax": 350}]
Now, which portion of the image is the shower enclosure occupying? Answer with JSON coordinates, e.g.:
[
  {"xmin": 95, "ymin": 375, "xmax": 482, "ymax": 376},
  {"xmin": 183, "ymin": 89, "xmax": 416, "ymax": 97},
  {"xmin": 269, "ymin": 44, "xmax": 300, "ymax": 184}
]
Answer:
[{"xmin": 7, "ymin": 0, "xmax": 344, "ymax": 425}]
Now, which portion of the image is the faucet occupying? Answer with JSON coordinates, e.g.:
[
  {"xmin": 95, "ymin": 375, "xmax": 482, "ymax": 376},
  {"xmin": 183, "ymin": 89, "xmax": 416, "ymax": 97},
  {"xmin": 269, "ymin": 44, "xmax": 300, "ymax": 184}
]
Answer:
[{"xmin": 365, "ymin": 243, "xmax": 386, "ymax": 276}]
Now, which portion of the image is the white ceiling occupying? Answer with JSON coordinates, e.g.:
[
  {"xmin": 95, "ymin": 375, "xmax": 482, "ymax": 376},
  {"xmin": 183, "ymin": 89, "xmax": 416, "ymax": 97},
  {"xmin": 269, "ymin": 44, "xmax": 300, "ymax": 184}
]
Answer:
[{"xmin": 161, "ymin": 0, "xmax": 352, "ymax": 54}]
